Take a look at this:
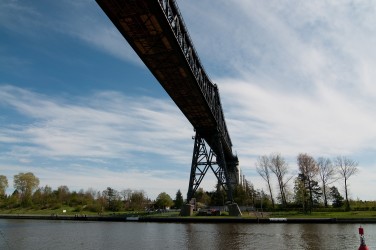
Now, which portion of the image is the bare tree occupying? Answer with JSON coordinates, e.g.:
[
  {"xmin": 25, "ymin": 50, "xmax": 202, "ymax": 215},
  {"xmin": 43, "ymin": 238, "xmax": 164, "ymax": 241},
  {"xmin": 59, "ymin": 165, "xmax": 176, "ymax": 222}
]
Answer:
[
  {"xmin": 269, "ymin": 153, "xmax": 290, "ymax": 207},
  {"xmin": 255, "ymin": 155, "xmax": 275, "ymax": 209},
  {"xmin": 0, "ymin": 175, "xmax": 8, "ymax": 197},
  {"xmin": 317, "ymin": 157, "xmax": 336, "ymax": 207},
  {"xmin": 297, "ymin": 153, "xmax": 319, "ymax": 209},
  {"xmin": 335, "ymin": 156, "xmax": 359, "ymax": 210},
  {"xmin": 120, "ymin": 188, "xmax": 133, "ymax": 202}
]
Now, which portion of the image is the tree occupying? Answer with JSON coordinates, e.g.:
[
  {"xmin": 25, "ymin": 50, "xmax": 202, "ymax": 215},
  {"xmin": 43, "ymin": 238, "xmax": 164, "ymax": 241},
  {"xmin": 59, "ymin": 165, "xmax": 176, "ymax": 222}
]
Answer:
[
  {"xmin": 335, "ymin": 156, "xmax": 358, "ymax": 210},
  {"xmin": 255, "ymin": 155, "xmax": 275, "ymax": 208},
  {"xmin": 96, "ymin": 191, "xmax": 106, "ymax": 213},
  {"xmin": 243, "ymin": 180, "xmax": 256, "ymax": 207},
  {"xmin": 317, "ymin": 157, "xmax": 337, "ymax": 207},
  {"xmin": 174, "ymin": 190, "xmax": 184, "ymax": 209},
  {"xmin": 41, "ymin": 185, "xmax": 55, "ymax": 207},
  {"xmin": 32, "ymin": 188, "xmax": 43, "ymax": 206},
  {"xmin": 13, "ymin": 172, "xmax": 40, "ymax": 206},
  {"xmin": 258, "ymin": 189, "xmax": 272, "ymax": 210},
  {"xmin": 297, "ymin": 153, "xmax": 318, "ymax": 208},
  {"xmin": 102, "ymin": 187, "xmax": 121, "ymax": 211},
  {"xmin": 329, "ymin": 186, "xmax": 344, "ymax": 208},
  {"xmin": 233, "ymin": 184, "xmax": 249, "ymax": 206},
  {"xmin": 209, "ymin": 183, "xmax": 227, "ymax": 206},
  {"xmin": 309, "ymin": 180, "xmax": 322, "ymax": 207},
  {"xmin": 129, "ymin": 190, "xmax": 147, "ymax": 210},
  {"xmin": 120, "ymin": 188, "xmax": 133, "ymax": 202},
  {"xmin": 155, "ymin": 192, "xmax": 174, "ymax": 209},
  {"xmin": 0, "ymin": 175, "xmax": 8, "ymax": 197},
  {"xmin": 294, "ymin": 176, "xmax": 309, "ymax": 212},
  {"xmin": 293, "ymin": 175, "xmax": 321, "ymax": 213},
  {"xmin": 85, "ymin": 187, "xmax": 96, "ymax": 199},
  {"xmin": 69, "ymin": 191, "xmax": 80, "ymax": 207},
  {"xmin": 56, "ymin": 185, "xmax": 70, "ymax": 205},
  {"xmin": 194, "ymin": 187, "xmax": 211, "ymax": 206},
  {"xmin": 8, "ymin": 190, "xmax": 20, "ymax": 208},
  {"xmin": 269, "ymin": 153, "xmax": 290, "ymax": 207}
]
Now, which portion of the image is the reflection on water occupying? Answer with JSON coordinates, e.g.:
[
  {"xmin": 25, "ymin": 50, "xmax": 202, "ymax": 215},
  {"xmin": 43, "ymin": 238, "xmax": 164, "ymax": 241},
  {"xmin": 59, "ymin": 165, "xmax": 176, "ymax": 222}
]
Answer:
[{"xmin": 0, "ymin": 219, "xmax": 375, "ymax": 250}]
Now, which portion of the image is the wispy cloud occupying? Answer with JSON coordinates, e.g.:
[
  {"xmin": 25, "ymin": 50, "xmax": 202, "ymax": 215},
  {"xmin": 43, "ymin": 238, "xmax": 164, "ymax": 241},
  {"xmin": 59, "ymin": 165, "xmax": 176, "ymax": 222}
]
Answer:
[
  {"xmin": 222, "ymin": 78, "xmax": 376, "ymax": 157},
  {"xmin": 178, "ymin": 0, "xmax": 376, "ymax": 155},
  {"xmin": 0, "ymin": 85, "xmax": 193, "ymax": 165},
  {"xmin": 0, "ymin": 1, "xmax": 41, "ymax": 34},
  {"xmin": 0, "ymin": 84, "xmax": 198, "ymax": 197},
  {"xmin": 181, "ymin": 0, "xmax": 376, "ymax": 95}
]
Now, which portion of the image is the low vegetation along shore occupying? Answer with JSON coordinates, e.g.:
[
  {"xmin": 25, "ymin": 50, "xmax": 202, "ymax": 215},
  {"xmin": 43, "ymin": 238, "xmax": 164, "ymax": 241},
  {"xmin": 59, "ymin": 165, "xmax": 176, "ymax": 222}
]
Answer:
[{"xmin": 1, "ymin": 206, "xmax": 376, "ymax": 224}]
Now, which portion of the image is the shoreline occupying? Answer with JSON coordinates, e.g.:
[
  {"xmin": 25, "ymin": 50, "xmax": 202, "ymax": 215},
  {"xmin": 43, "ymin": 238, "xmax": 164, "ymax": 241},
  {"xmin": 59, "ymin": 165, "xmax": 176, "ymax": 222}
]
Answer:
[{"xmin": 1, "ymin": 214, "xmax": 376, "ymax": 224}]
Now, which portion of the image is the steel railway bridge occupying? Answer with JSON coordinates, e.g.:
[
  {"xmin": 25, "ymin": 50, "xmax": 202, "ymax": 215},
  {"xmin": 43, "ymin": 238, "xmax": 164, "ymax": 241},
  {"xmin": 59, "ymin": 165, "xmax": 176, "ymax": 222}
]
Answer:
[{"xmin": 96, "ymin": 0, "xmax": 241, "ymax": 207}]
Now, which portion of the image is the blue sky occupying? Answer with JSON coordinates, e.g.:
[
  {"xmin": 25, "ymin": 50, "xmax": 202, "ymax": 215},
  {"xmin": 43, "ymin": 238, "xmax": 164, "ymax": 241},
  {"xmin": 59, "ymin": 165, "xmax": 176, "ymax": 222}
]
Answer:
[{"xmin": 1, "ymin": 0, "xmax": 376, "ymax": 200}]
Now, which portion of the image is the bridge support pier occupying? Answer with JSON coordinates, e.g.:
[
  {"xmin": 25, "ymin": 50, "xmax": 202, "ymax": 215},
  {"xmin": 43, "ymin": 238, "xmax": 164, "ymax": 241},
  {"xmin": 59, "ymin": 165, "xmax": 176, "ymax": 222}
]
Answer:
[
  {"xmin": 228, "ymin": 203, "xmax": 242, "ymax": 217},
  {"xmin": 186, "ymin": 132, "xmax": 241, "ymax": 216},
  {"xmin": 180, "ymin": 204, "xmax": 194, "ymax": 216}
]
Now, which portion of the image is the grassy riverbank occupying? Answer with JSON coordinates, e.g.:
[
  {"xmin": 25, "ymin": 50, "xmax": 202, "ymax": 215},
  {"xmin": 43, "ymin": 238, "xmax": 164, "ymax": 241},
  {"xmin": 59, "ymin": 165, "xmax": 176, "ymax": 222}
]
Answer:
[
  {"xmin": 268, "ymin": 210, "xmax": 376, "ymax": 219},
  {"xmin": 1, "ymin": 207, "xmax": 376, "ymax": 219},
  {"xmin": 0, "ymin": 206, "xmax": 120, "ymax": 216}
]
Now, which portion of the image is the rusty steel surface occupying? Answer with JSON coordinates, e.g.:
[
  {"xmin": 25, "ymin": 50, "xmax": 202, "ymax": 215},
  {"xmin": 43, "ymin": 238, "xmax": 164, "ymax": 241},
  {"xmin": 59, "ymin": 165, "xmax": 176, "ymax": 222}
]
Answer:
[{"xmin": 96, "ymin": 0, "xmax": 238, "ymax": 167}]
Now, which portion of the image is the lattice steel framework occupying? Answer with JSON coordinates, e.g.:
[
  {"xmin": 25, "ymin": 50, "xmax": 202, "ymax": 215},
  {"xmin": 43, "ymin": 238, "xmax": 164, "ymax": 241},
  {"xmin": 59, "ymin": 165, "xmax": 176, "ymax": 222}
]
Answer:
[
  {"xmin": 96, "ymin": 0, "xmax": 241, "ymax": 202},
  {"xmin": 187, "ymin": 132, "xmax": 234, "ymax": 202}
]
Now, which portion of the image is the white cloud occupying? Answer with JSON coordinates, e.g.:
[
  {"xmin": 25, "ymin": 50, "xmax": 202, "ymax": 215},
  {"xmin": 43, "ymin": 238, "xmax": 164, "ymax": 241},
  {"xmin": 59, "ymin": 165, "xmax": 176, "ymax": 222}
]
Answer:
[
  {"xmin": 181, "ymin": 0, "xmax": 376, "ymax": 95},
  {"xmin": 0, "ymin": 85, "xmax": 193, "ymax": 164},
  {"xmin": 221, "ymin": 78, "xmax": 376, "ymax": 157},
  {"xmin": 0, "ymin": 85, "xmax": 198, "ymax": 199}
]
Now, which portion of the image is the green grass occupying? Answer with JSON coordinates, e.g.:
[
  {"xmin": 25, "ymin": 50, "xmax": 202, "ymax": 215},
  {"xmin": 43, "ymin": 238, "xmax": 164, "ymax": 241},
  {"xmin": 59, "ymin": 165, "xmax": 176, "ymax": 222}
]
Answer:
[
  {"xmin": 145, "ymin": 211, "xmax": 180, "ymax": 217},
  {"xmin": 0, "ymin": 207, "xmax": 180, "ymax": 217},
  {"xmin": 0, "ymin": 206, "xmax": 93, "ymax": 215},
  {"xmin": 269, "ymin": 211, "xmax": 376, "ymax": 218},
  {"xmin": 2, "ymin": 207, "xmax": 376, "ymax": 219}
]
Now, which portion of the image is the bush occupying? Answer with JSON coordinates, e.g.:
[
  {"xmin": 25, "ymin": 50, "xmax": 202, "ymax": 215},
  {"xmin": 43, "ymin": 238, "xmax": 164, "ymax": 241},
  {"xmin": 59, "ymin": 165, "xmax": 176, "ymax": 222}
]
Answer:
[
  {"xmin": 51, "ymin": 203, "xmax": 62, "ymax": 210},
  {"xmin": 84, "ymin": 204, "xmax": 102, "ymax": 213},
  {"xmin": 353, "ymin": 207, "xmax": 370, "ymax": 211},
  {"xmin": 73, "ymin": 206, "xmax": 83, "ymax": 212}
]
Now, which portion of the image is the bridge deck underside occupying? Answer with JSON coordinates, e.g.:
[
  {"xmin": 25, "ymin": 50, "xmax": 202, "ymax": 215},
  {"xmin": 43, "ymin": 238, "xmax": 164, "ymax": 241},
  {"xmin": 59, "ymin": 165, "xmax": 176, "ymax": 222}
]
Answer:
[
  {"xmin": 98, "ymin": 1, "xmax": 216, "ymax": 132},
  {"xmin": 97, "ymin": 0, "xmax": 238, "ymax": 168}
]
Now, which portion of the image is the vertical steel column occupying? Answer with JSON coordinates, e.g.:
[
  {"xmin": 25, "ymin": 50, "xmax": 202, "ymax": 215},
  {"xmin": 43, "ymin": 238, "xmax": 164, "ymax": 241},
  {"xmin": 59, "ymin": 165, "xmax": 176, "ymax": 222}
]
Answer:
[
  {"xmin": 187, "ymin": 132, "xmax": 211, "ymax": 202},
  {"xmin": 212, "ymin": 132, "xmax": 234, "ymax": 202}
]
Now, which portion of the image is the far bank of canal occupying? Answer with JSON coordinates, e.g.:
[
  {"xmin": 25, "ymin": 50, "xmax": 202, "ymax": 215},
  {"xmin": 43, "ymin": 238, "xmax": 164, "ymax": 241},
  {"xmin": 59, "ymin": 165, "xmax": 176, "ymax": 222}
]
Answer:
[{"xmin": 1, "ymin": 214, "xmax": 376, "ymax": 224}]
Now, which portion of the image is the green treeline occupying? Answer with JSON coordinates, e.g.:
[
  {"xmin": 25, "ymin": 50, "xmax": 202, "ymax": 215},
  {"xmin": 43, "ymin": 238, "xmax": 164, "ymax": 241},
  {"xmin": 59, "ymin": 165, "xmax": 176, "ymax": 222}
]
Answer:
[
  {"xmin": 0, "ymin": 172, "xmax": 180, "ymax": 213},
  {"xmin": 0, "ymin": 153, "xmax": 375, "ymax": 214}
]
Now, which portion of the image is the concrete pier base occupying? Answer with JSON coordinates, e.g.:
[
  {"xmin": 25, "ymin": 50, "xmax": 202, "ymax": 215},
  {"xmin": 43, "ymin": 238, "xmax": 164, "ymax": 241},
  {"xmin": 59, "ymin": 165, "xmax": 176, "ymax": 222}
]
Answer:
[
  {"xmin": 228, "ymin": 203, "xmax": 242, "ymax": 216},
  {"xmin": 180, "ymin": 204, "xmax": 194, "ymax": 216}
]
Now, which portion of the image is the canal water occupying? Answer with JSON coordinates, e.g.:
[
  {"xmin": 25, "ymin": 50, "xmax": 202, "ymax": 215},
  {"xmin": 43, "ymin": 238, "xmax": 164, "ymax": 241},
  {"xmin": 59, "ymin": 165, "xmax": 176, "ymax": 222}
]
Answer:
[{"xmin": 0, "ymin": 219, "xmax": 375, "ymax": 250}]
